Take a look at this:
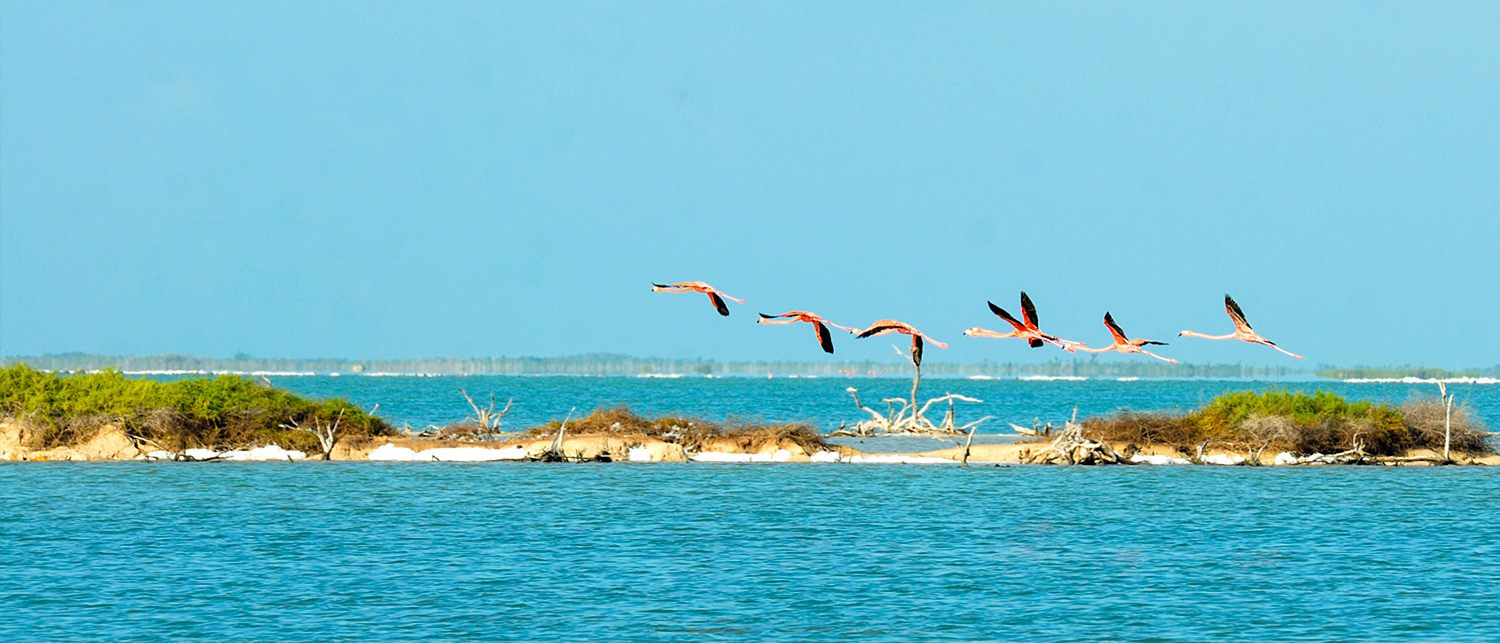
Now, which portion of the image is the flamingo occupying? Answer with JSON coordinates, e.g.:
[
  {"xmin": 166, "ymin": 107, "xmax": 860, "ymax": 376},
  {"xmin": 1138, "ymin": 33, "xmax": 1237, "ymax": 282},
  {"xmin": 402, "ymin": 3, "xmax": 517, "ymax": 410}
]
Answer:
[
  {"xmin": 1179, "ymin": 294, "xmax": 1304, "ymax": 359},
  {"xmin": 1074, "ymin": 313, "xmax": 1177, "ymax": 364},
  {"xmin": 758, "ymin": 311, "xmax": 859, "ymax": 354},
  {"xmin": 963, "ymin": 292, "xmax": 1084, "ymax": 352},
  {"xmin": 651, "ymin": 281, "xmax": 745, "ymax": 316},
  {"xmin": 854, "ymin": 319, "xmax": 947, "ymax": 366}
]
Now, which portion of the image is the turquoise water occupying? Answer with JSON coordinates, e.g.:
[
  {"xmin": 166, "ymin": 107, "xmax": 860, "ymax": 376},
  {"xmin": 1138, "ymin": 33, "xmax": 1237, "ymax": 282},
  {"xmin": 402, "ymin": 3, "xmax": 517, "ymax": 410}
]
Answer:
[
  {"xmin": 3, "ymin": 463, "xmax": 1497, "ymax": 642},
  {"xmin": 256, "ymin": 375, "xmax": 1498, "ymax": 432}
]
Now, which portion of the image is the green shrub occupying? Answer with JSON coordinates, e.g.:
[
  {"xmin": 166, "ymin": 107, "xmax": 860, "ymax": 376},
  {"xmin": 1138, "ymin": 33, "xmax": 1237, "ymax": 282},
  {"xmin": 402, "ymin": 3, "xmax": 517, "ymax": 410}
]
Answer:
[
  {"xmin": 1084, "ymin": 389, "xmax": 1461, "ymax": 456},
  {"xmin": 0, "ymin": 364, "xmax": 388, "ymax": 450}
]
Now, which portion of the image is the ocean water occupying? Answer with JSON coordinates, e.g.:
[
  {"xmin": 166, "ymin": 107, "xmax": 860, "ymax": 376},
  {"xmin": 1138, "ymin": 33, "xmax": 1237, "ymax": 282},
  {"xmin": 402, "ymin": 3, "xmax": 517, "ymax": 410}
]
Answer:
[
  {"xmin": 3, "ymin": 463, "xmax": 1497, "ymax": 642},
  {"xmin": 253, "ymin": 375, "xmax": 1499, "ymax": 433}
]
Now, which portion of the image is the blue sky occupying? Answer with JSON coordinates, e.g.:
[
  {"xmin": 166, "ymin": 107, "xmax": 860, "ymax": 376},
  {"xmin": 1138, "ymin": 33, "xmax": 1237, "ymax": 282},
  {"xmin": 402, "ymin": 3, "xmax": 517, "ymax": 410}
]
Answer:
[{"xmin": 3, "ymin": 2, "xmax": 1497, "ymax": 367}]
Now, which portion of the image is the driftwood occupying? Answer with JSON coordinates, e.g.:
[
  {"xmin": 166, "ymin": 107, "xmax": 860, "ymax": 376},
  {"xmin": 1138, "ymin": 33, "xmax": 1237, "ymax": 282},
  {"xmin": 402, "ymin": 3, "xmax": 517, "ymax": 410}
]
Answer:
[
  {"xmin": 1008, "ymin": 420, "xmax": 1052, "ymax": 437},
  {"xmin": 1024, "ymin": 409, "xmax": 1133, "ymax": 465},
  {"xmin": 833, "ymin": 387, "xmax": 991, "ymax": 436},
  {"xmin": 535, "ymin": 408, "xmax": 575, "ymax": 462},
  {"xmin": 831, "ymin": 343, "xmax": 991, "ymax": 437}
]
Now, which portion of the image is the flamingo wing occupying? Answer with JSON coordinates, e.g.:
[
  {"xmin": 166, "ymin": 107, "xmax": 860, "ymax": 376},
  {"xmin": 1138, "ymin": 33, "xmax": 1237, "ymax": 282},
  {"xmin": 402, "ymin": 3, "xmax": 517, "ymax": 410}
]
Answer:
[
  {"xmin": 1134, "ymin": 339, "xmax": 1168, "ymax": 346},
  {"xmin": 709, "ymin": 292, "xmax": 730, "ymax": 316},
  {"xmin": 1029, "ymin": 338, "xmax": 1044, "ymax": 348},
  {"xmin": 1021, "ymin": 292, "xmax": 1040, "ymax": 329},
  {"xmin": 1225, "ymin": 295, "xmax": 1253, "ymax": 331},
  {"xmin": 815, "ymin": 321, "xmax": 834, "ymax": 354},
  {"xmin": 987, "ymin": 302, "xmax": 1028, "ymax": 331},
  {"xmin": 911, "ymin": 335, "xmax": 924, "ymax": 366},
  {"xmin": 1103, "ymin": 312, "xmax": 1130, "ymax": 344},
  {"xmin": 857, "ymin": 324, "xmax": 903, "ymax": 338}
]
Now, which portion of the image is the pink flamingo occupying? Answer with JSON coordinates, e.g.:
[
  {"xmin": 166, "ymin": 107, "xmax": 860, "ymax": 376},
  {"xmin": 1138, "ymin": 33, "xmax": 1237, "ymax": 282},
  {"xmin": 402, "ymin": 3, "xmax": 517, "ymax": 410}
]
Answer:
[
  {"xmin": 1180, "ymin": 295, "xmax": 1304, "ymax": 359},
  {"xmin": 963, "ymin": 293, "xmax": 1084, "ymax": 352},
  {"xmin": 1074, "ymin": 313, "xmax": 1177, "ymax": 364},
  {"xmin": 651, "ymin": 281, "xmax": 745, "ymax": 316},
  {"xmin": 758, "ymin": 311, "xmax": 859, "ymax": 354},
  {"xmin": 854, "ymin": 319, "xmax": 947, "ymax": 366}
]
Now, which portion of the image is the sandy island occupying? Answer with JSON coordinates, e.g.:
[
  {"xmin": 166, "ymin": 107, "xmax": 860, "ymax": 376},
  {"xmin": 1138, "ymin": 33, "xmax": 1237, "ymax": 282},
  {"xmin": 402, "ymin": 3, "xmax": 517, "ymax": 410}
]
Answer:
[{"xmin": 5, "ymin": 419, "xmax": 1496, "ymax": 466}]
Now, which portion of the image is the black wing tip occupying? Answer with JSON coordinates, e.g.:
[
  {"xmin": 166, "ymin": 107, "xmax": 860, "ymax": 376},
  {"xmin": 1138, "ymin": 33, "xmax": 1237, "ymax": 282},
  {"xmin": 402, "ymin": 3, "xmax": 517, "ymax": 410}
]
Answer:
[
  {"xmin": 758, "ymin": 313, "xmax": 777, "ymax": 319},
  {"xmin": 1029, "ymin": 338, "xmax": 1044, "ymax": 348},
  {"xmin": 653, "ymin": 283, "xmax": 670, "ymax": 288}
]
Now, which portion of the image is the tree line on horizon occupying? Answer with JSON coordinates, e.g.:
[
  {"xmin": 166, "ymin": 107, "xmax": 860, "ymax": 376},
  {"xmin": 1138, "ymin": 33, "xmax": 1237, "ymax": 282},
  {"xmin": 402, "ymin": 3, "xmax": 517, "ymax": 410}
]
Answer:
[{"xmin": 5, "ymin": 352, "xmax": 1479, "ymax": 379}]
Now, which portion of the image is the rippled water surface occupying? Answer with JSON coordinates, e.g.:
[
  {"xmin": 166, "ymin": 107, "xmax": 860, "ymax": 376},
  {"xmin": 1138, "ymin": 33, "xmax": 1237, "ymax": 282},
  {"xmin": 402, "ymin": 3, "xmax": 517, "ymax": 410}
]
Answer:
[
  {"xmin": 3, "ymin": 464, "xmax": 1498, "ymax": 642},
  {"xmin": 253, "ymin": 375, "xmax": 1500, "ymax": 431}
]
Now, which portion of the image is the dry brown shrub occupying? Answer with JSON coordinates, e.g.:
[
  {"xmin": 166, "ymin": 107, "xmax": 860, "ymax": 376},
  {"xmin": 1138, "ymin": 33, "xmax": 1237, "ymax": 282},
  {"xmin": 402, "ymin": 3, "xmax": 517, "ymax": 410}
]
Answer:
[
  {"xmin": 42, "ymin": 414, "xmax": 121, "ymax": 449},
  {"xmin": 1239, "ymin": 414, "xmax": 1298, "ymax": 451},
  {"xmin": 132, "ymin": 408, "xmax": 199, "ymax": 451},
  {"xmin": 712, "ymin": 422, "xmax": 827, "ymax": 453},
  {"xmin": 1400, "ymin": 398, "xmax": 1493, "ymax": 453},
  {"xmin": 518, "ymin": 406, "xmax": 827, "ymax": 452},
  {"xmin": 1083, "ymin": 411, "xmax": 1194, "ymax": 447},
  {"xmin": 3, "ymin": 413, "xmax": 53, "ymax": 450}
]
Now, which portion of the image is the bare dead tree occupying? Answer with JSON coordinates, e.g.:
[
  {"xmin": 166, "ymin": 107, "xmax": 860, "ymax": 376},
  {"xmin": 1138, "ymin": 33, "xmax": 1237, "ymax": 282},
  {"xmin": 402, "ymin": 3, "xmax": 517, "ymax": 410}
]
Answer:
[
  {"xmin": 1437, "ymin": 380, "xmax": 1455, "ymax": 463},
  {"xmin": 281, "ymin": 408, "xmax": 344, "ymax": 460},
  {"xmin": 459, "ymin": 389, "xmax": 514, "ymax": 436}
]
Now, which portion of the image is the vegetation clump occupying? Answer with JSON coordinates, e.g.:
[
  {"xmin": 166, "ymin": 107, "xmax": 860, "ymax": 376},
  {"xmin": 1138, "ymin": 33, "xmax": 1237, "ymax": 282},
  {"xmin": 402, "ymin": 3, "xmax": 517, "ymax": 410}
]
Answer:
[
  {"xmin": 1084, "ymin": 389, "xmax": 1492, "ymax": 457},
  {"xmin": 519, "ymin": 406, "xmax": 827, "ymax": 453},
  {"xmin": 0, "ymin": 364, "xmax": 389, "ymax": 452}
]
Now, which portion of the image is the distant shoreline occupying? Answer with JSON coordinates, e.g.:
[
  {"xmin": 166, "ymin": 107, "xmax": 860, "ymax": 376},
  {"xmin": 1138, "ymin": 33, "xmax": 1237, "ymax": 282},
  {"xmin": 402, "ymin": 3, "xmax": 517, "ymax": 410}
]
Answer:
[{"xmin": 6, "ymin": 353, "xmax": 1496, "ymax": 380}]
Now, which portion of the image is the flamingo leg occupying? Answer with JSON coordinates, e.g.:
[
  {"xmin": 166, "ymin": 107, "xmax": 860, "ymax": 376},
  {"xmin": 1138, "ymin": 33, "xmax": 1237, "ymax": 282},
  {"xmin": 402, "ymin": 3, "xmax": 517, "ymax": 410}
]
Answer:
[
  {"xmin": 1179, "ymin": 330, "xmax": 1237, "ymax": 340},
  {"xmin": 1140, "ymin": 349, "xmax": 1178, "ymax": 364},
  {"xmin": 1073, "ymin": 345, "xmax": 1115, "ymax": 354},
  {"xmin": 1262, "ymin": 341, "xmax": 1305, "ymax": 360}
]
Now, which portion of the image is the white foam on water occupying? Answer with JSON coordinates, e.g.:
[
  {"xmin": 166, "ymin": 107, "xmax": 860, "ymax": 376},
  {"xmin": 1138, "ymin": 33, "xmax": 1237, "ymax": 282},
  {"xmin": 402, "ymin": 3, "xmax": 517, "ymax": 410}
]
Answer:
[
  {"xmin": 1130, "ymin": 454, "xmax": 1190, "ymax": 465},
  {"xmin": 1016, "ymin": 375, "xmax": 1088, "ymax": 381},
  {"xmin": 368, "ymin": 444, "xmax": 420, "ymax": 461},
  {"xmin": 418, "ymin": 446, "xmax": 528, "ymax": 462},
  {"xmin": 846, "ymin": 454, "xmax": 955, "ymax": 464},
  {"xmin": 1201, "ymin": 453, "xmax": 1245, "ymax": 466},
  {"xmin": 690, "ymin": 451, "xmax": 770, "ymax": 462},
  {"xmin": 220, "ymin": 445, "xmax": 306, "ymax": 461}
]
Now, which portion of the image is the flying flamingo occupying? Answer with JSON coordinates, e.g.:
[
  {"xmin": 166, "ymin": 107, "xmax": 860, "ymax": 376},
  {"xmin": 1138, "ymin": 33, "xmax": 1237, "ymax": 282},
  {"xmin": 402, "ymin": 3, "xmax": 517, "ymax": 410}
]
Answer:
[
  {"xmin": 1074, "ymin": 313, "xmax": 1177, "ymax": 364},
  {"xmin": 854, "ymin": 319, "xmax": 947, "ymax": 366},
  {"xmin": 963, "ymin": 292, "xmax": 1084, "ymax": 352},
  {"xmin": 1179, "ymin": 295, "xmax": 1304, "ymax": 359},
  {"xmin": 758, "ymin": 311, "xmax": 859, "ymax": 354},
  {"xmin": 651, "ymin": 281, "xmax": 745, "ymax": 316}
]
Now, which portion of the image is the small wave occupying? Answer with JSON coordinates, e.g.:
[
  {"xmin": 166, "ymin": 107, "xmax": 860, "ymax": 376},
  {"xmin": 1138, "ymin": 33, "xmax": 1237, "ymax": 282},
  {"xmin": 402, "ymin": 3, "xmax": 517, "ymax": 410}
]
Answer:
[
  {"xmin": 966, "ymin": 375, "xmax": 995, "ymax": 380},
  {"xmin": 1343, "ymin": 377, "xmax": 1499, "ymax": 385},
  {"xmin": 1117, "ymin": 377, "xmax": 1140, "ymax": 382},
  {"xmin": 636, "ymin": 373, "xmax": 684, "ymax": 379},
  {"xmin": 1017, "ymin": 375, "xmax": 1088, "ymax": 382}
]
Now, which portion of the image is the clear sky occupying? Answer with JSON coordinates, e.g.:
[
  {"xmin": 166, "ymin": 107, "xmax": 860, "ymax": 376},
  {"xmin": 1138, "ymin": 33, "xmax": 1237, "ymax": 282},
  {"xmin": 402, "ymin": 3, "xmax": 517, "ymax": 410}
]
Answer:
[{"xmin": 3, "ymin": 2, "xmax": 1497, "ymax": 367}]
